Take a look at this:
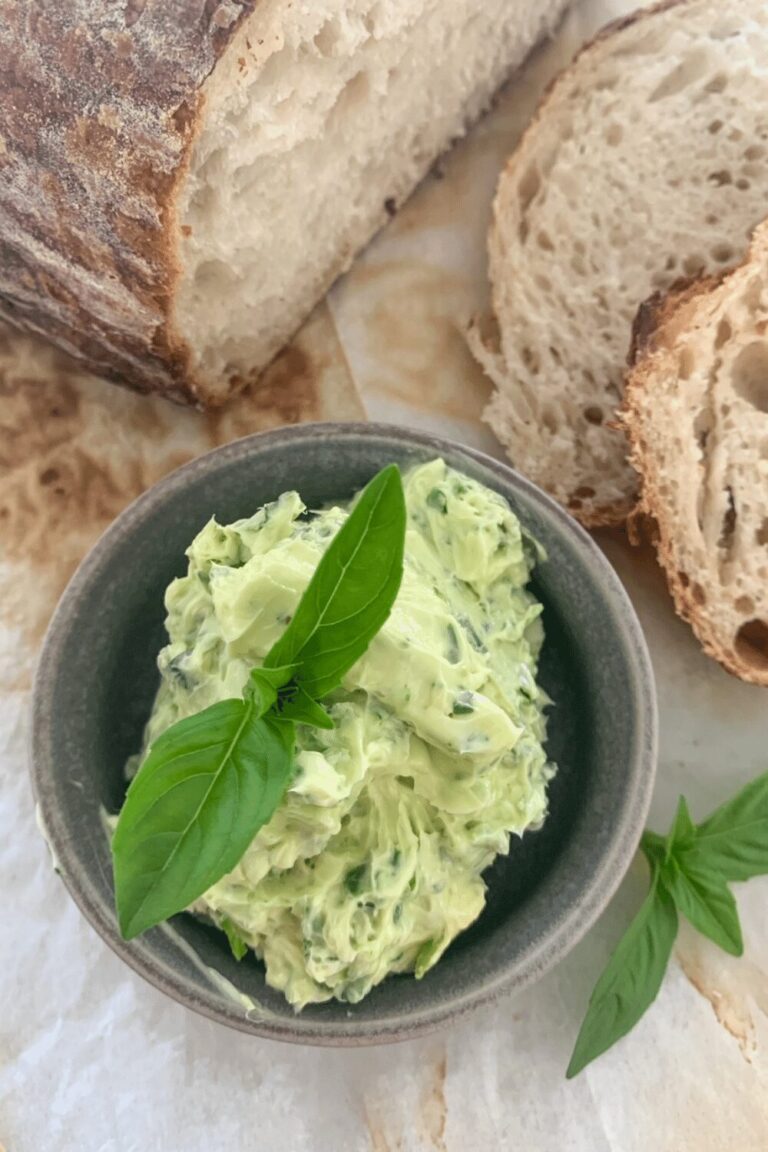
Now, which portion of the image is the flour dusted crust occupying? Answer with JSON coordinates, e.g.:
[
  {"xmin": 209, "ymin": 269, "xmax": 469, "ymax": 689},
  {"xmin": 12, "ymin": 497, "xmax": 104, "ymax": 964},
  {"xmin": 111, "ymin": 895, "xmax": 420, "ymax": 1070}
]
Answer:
[
  {"xmin": 622, "ymin": 225, "xmax": 768, "ymax": 686},
  {"xmin": 0, "ymin": 0, "xmax": 572, "ymax": 408},
  {"xmin": 0, "ymin": 2, "xmax": 261, "ymax": 403}
]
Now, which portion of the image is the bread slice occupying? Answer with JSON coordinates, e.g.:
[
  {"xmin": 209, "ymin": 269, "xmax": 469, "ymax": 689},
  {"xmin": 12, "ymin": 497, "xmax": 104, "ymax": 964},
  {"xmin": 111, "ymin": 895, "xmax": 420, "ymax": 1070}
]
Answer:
[
  {"xmin": 0, "ymin": 0, "xmax": 569, "ymax": 406},
  {"xmin": 622, "ymin": 222, "xmax": 768, "ymax": 686},
  {"xmin": 470, "ymin": 0, "xmax": 768, "ymax": 526}
]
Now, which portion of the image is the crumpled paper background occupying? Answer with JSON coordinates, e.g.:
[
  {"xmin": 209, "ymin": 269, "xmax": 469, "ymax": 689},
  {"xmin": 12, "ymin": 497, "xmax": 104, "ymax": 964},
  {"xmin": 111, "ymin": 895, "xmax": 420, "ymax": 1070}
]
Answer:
[{"xmin": 2, "ymin": 2, "xmax": 767, "ymax": 1149}]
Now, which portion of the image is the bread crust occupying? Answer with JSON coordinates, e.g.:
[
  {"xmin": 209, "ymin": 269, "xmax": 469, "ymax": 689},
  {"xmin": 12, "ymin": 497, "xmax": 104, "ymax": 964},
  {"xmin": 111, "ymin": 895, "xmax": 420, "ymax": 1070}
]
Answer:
[
  {"xmin": 0, "ymin": 1, "xmax": 256, "ymax": 405},
  {"xmin": 621, "ymin": 232, "xmax": 768, "ymax": 687}
]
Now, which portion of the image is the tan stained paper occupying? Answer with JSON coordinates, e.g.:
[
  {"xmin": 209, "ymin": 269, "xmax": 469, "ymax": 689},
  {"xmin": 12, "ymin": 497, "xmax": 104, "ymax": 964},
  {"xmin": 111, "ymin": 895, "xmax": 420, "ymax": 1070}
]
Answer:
[{"xmin": 1, "ymin": 4, "xmax": 766, "ymax": 1150}]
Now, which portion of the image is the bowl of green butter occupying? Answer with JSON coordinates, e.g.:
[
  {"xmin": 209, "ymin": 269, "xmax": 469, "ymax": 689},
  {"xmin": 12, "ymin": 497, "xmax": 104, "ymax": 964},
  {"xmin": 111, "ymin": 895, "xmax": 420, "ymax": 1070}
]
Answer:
[{"xmin": 31, "ymin": 422, "xmax": 656, "ymax": 1044}]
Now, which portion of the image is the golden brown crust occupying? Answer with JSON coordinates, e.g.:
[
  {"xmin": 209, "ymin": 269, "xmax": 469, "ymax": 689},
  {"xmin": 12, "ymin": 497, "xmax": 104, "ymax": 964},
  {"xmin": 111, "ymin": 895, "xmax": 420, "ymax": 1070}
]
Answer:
[
  {"xmin": 587, "ymin": 0, "xmax": 688, "ymax": 49},
  {"xmin": 621, "ymin": 233, "xmax": 768, "ymax": 687},
  {"xmin": 628, "ymin": 274, "xmax": 724, "ymax": 366},
  {"xmin": 0, "ymin": 1, "xmax": 256, "ymax": 405}
]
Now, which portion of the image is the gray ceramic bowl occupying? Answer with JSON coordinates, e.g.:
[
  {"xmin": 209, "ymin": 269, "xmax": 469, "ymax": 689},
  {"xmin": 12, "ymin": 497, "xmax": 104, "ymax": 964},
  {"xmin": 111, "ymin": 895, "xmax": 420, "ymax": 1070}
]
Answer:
[{"xmin": 31, "ymin": 423, "xmax": 657, "ymax": 1045}]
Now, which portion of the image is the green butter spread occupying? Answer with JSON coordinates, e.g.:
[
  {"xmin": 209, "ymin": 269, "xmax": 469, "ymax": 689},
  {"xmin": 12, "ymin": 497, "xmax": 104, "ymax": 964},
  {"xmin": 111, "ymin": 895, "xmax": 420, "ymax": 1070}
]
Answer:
[{"xmin": 137, "ymin": 459, "xmax": 555, "ymax": 1008}]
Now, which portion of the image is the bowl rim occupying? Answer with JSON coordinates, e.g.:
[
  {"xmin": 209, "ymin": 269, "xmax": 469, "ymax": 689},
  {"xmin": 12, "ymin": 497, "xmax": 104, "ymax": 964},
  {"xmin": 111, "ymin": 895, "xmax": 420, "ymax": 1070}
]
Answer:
[{"xmin": 30, "ymin": 420, "xmax": 658, "ymax": 1046}]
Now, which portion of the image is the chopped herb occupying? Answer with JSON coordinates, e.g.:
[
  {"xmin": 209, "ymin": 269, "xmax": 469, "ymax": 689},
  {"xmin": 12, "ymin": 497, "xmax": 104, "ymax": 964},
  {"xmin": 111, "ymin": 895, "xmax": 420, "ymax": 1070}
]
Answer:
[
  {"xmin": 451, "ymin": 691, "xmax": 475, "ymax": 716},
  {"xmin": 446, "ymin": 623, "xmax": 460, "ymax": 664},
  {"xmin": 220, "ymin": 915, "xmax": 249, "ymax": 962},
  {"xmin": 427, "ymin": 487, "xmax": 448, "ymax": 514},
  {"xmin": 345, "ymin": 864, "xmax": 367, "ymax": 895},
  {"xmin": 415, "ymin": 936, "xmax": 442, "ymax": 977},
  {"xmin": 167, "ymin": 654, "xmax": 196, "ymax": 691},
  {"xmin": 458, "ymin": 616, "xmax": 485, "ymax": 651}
]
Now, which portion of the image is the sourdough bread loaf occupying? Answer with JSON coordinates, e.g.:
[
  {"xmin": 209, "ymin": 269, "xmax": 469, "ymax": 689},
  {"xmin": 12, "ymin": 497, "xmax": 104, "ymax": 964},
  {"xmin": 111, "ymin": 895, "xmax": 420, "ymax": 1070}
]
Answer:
[
  {"xmin": 622, "ymin": 223, "xmax": 768, "ymax": 686},
  {"xmin": 471, "ymin": 0, "xmax": 768, "ymax": 525},
  {"xmin": 0, "ymin": 0, "xmax": 569, "ymax": 406}
]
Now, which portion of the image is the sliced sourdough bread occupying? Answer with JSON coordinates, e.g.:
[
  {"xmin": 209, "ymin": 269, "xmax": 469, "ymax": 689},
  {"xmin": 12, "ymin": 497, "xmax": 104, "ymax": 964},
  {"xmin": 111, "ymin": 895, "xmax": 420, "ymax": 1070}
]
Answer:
[
  {"xmin": 0, "ymin": 0, "xmax": 569, "ymax": 406},
  {"xmin": 471, "ymin": 0, "xmax": 768, "ymax": 526},
  {"xmin": 622, "ymin": 223, "xmax": 768, "ymax": 685}
]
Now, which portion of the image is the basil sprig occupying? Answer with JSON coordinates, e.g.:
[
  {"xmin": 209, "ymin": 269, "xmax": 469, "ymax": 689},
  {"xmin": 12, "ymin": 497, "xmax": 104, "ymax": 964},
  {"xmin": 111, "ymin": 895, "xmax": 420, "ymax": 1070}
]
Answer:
[
  {"xmin": 113, "ymin": 464, "xmax": 407, "ymax": 940},
  {"xmin": 567, "ymin": 866, "xmax": 678, "ymax": 1078},
  {"xmin": 567, "ymin": 770, "xmax": 768, "ymax": 1077},
  {"xmin": 265, "ymin": 461, "xmax": 406, "ymax": 699}
]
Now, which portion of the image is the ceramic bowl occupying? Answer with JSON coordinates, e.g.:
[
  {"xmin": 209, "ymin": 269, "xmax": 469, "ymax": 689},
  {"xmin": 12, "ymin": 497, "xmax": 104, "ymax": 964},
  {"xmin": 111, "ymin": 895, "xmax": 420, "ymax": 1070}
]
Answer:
[{"xmin": 31, "ymin": 423, "xmax": 657, "ymax": 1045}]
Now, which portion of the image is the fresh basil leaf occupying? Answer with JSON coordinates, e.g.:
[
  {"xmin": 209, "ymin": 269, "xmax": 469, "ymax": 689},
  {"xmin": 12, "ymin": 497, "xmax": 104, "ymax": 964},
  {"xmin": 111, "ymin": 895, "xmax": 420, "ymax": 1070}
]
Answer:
[
  {"xmin": 243, "ymin": 671, "xmax": 276, "ymax": 715},
  {"xmin": 264, "ymin": 464, "xmax": 406, "ymax": 699},
  {"xmin": 684, "ymin": 770, "xmax": 768, "ymax": 882},
  {"xmin": 660, "ymin": 859, "xmax": 743, "ymax": 956},
  {"xmin": 113, "ymin": 703, "xmax": 295, "ymax": 939},
  {"xmin": 279, "ymin": 685, "xmax": 334, "ymax": 730},
  {"xmin": 640, "ymin": 829, "xmax": 665, "ymax": 871},
  {"xmin": 244, "ymin": 665, "xmax": 295, "ymax": 714},
  {"xmin": 642, "ymin": 794, "xmax": 696, "ymax": 871},
  {"xmin": 566, "ymin": 873, "xmax": 678, "ymax": 1078},
  {"xmin": 665, "ymin": 795, "xmax": 696, "ymax": 860},
  {"xmin": 219, "ymin": 915, "xmax": 249, "ymax": 962}
]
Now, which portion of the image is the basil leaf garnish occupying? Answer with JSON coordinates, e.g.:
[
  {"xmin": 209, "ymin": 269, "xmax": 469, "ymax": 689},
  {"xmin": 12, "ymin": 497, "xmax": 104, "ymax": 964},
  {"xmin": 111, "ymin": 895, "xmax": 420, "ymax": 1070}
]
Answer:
[
  {"xmin": 684, "ymin": 771, "xmax": 768, "ymax": 882},
  {"xmin": 570, "ymin": 771, "xmax": 768, "ymax": 1076},
  {"xmin": 566, "ymin": 871, "xmax": 678, "ymax": 1078},
  {"xmin": 113, "ymin": 465, "xmax": 407, "ymax": 940},
  {"xmin": 264, "ymin": 463, "xmax": 406, "ymax": 698},
  {"xmin": 113, "ymin": 705, "xmax": 294, "ymax": 939}
]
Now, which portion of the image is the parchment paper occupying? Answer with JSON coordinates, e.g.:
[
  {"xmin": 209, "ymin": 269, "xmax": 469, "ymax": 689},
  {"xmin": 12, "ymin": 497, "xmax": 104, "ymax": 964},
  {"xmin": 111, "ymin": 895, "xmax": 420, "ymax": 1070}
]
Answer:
[{"xmin": 1, "ymin": 3, "xmax": 767, "ymax": 1150}]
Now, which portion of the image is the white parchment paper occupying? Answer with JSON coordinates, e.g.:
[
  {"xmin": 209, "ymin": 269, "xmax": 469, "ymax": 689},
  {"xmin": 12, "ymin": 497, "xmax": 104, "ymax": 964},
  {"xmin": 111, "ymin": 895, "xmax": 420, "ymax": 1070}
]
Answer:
[{"xmin": 2, "ymin": 3, "xmax": 767, "ymax": 1150}]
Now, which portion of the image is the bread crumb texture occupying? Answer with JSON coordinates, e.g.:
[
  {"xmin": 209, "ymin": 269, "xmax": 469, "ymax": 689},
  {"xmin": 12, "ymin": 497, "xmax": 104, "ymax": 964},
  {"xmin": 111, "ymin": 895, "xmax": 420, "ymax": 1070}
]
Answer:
[
  {"xmin": 473, "ymin": 0, "xmax": 768, "ymax": 526},
  {"xmin": 622, "ymin": 222, "xmax": 768, "ymax": 686}
]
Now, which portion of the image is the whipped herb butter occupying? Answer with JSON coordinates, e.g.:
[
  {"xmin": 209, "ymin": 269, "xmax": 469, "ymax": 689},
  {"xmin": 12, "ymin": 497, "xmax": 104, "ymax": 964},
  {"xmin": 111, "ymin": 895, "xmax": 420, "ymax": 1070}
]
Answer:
[{"xmin": 134, "ymin": 459, "xmax": 555, "ymax": 1008}]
